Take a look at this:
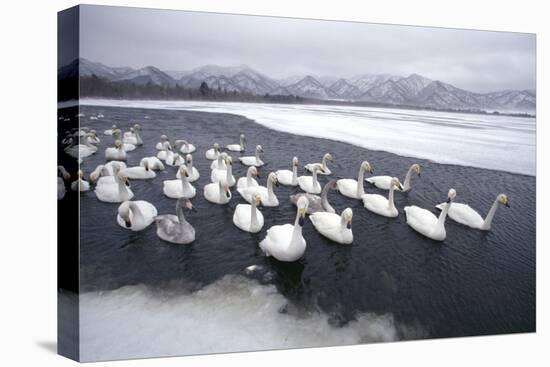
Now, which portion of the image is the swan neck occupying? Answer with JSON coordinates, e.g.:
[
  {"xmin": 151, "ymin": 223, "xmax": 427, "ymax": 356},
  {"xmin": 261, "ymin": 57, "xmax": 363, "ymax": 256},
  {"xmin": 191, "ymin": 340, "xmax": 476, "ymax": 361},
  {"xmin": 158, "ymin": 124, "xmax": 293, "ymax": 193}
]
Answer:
[
  {"xmin": 176, "ymin": 201, "xmax": 189, "ymax": 225},
  {"xmin": 357, "ymin": 167, "xmax": 365, "ymax": 197},
  {"xmin": 291, "ymin": 211, "xmax": 303, "ymax": 244},
  {"xmin": 240, "ymin": 136, "xmax": 245, "ymax": 150},
  {"xmin": 481, "ymin": 198, "xmax": 500, "ymax": 230},
  {"xmin": 403, "ymin": 166, "xmax": 414, "ymax": 191},
  {"xmin": 180, "ymin": 174, "xmax": 189, "ymax": 189},
  {"xmin": 267, "ymin": 178, "xmax": 275, "ymax": 199},
  {"xmin": 292, "ymin": 165, "xmax": 298, "ymax": 185},
  {"xmin": 129, "ymin": 202, "xmax": 144, "ymax": 221},
  {"xmin": 226, "ymin": 163, "xmax": 232, "ymax": 180},
  {"xmin": 322, "ymin": 156, "xmax": 328, "ymax": 169},
  {"xmin": 437, "ymin": 201, "xmax": 451, "ymax": 228},
  {"xmin": 388, "ymin": 185, "xmax": 396, "ymax": 210},
  {"xmin": 312, "ymin": 169, "xmax": 318, "ymax": 185},
  {"xmin": 321, "ymin": 185, "xmax": 334, "ymax": 212},
  {"xmin": 250, "ymin": 201, "xmax": 259, "ymax": 227}
]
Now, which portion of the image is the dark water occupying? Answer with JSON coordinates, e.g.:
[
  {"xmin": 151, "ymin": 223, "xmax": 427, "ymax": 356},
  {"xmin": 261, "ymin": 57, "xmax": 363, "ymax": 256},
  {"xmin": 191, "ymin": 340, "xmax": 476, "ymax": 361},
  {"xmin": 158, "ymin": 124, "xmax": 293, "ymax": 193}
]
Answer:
[{"xmin": 71, "ymin": 105, "xmax": 535, "ymax": 341}]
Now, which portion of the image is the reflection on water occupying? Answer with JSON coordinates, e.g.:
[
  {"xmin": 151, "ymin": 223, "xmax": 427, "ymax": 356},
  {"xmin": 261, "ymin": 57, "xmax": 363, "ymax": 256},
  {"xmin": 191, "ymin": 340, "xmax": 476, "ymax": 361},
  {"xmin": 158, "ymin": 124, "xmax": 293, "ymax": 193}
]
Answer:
[{"xmin": 71, "ymin": 105, "xmax": 535, "ymax": 344}]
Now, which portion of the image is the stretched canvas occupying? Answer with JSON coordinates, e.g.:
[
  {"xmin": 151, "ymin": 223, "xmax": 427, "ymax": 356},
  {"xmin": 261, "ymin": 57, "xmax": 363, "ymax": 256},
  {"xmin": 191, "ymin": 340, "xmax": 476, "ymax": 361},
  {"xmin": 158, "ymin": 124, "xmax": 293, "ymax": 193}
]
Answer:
[{"xmin": 57, "ymin": 5, "xmax": 536, "ymax": 362}]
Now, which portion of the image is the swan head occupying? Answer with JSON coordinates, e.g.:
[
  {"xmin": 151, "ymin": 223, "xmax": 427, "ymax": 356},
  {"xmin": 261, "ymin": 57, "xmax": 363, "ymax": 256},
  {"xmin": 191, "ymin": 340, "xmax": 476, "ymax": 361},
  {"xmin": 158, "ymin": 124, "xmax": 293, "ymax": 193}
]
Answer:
[
  {"xmin": 118, "ymin": 201, "xmax": 132, "ymax": 228},
  {"xmin": 133, "ymin": 123, "xmax": 141, "ymax": 130},
  {"xmin": 240, "ymin": 134, "xmax": 246, "ymax": 141},
  {"xmin": 160, "ymin": 134, "xmax": 168, "ymax": 142},
  {"xmin": 391, "ymin": 177, "xmax": 404, "ymax": 191},
  {"xmin": 78, "ymin": 170, "xmax": 84, "ymax": 179},
  {"xmin": 361, "ymin": 161, "xmax": 373, "ymax": 174},
  {"xmin": 446, "ymin": 188, "xmax": 457, "ymax": 203},
  {"xmin": 254, "ymin": 194, "xmax": 263, "ymax": 208},
  {"xmin": 498, "ymin": 194, "xmax": 510, "ymax": 207},
  {"xmin": 256, "ymin": 145, "xmax": 263, "ymax": 154},
  {"xmin": 111, "ymin": 124, "xmax": 117, "ymax": 129},
  {"xmin": 58, "ymin": 166, "xmax": 70, "ymax": 180},
  {"xmin": 186, "ymin": 154, "xmax": 193, "ymax": 165},
  {"xmin": 178, "ymin": 198, "xmax": 196, "ymax": 212},
  {"xmin": 143, "ymin": 161, "xmax": 150, "ymax": 171},
  {"xmin": 213, "ymin": 143, "xmax": 220, "ymax": 151},
  {"xmin": 114, "ymin": 139, "xmax": 123, "ymax": 148},
  {"xmin": 292, "ymin": 157, "xmax": 299, "ymax": 166},
  {"xmin": 342, "ymin": 208, "xmax": 353, "ymax": 229},
  {"xmin": 324, "ymin": 153, "xmax": 333, "ymax": 161},
  {"xmin": 224, "ymin": 155, "xmax": 233, "ymax": 167},
  {"xmin": 179, "ymin": 165, "xmax": 189, "ymax": 178},
  {"xmin": 268, "ymin": 172, "xmax": 279, "ymax": 187},
  {"xmin": 297, "ymin": 196, "xmax": 309, "ymax": 226},
  {"xmin": 411, "ymin": 164, "xmax": 421, "ymax": 176}
]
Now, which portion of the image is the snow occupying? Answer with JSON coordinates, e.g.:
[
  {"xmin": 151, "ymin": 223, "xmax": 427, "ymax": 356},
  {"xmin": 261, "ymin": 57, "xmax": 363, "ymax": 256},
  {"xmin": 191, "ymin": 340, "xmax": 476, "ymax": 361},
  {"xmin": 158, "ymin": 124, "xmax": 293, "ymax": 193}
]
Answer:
[
  {"xmin": 81, "ymin": 99, "xmax": 536, "ymax": 176},
  {"xmin": 80, "ymin": 275, "xmax": 400, "ymax": 361}
]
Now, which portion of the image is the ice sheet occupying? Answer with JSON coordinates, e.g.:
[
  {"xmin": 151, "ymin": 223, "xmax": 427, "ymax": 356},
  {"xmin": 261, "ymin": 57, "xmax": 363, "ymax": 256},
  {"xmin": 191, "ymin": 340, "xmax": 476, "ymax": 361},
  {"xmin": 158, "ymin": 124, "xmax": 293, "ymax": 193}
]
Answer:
[{"xmin": 81, "ymin": 99, "xmax": 536, "ymax": 176}]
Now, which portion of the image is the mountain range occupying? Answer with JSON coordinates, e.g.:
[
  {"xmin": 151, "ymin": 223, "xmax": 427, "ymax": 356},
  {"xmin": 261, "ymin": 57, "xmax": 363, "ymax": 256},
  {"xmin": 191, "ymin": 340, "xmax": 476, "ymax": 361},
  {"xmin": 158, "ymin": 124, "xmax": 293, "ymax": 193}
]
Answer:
[{"xmin": 60, "ymin": 58, "xmax": 536, "ymax": 113}]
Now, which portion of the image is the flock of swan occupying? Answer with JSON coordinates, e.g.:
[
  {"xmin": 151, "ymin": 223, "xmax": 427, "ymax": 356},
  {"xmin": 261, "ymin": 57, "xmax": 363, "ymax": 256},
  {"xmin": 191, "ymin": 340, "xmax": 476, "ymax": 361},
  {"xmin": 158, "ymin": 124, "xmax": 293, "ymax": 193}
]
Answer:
[{"xmin": 58, "ymin": 118, "xmax": 510, "ymax": 263}]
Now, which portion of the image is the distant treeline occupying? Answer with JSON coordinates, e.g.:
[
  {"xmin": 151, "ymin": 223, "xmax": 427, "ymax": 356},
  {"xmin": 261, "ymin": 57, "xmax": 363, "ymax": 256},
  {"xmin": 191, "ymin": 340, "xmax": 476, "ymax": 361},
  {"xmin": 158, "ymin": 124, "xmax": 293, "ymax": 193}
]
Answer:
[
  {"xmin": 63, "ymin": 75, "xmax": 535, "ymax": 118},
  {"xmin": 79, "ymin": 75, "xmax": 306, "ymax": 104}
]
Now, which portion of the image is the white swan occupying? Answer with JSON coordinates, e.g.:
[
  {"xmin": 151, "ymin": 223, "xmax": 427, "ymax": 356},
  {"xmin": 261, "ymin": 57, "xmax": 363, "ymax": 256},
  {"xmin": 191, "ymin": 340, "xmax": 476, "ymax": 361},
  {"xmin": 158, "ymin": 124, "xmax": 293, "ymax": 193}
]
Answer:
[
  {"xmin": 58, "ymin": 166, "xmax": 70, "ymax": 200},
  {"xmin": 64, "ymin": 134, "xmax": 97, "ymax": 159},
  {"xmin": 238, "ymin": 145, "xmax": 264, "ymax": 167},
  {"xmin": 71, "ymin": 170, "xmax": 90, "ymax": 192},
  {"xmin": 227, "ymin": 134, "xmax": 246, "ymax": 152},
  {"xmin": 366, "ymin": 164, "xmax": 421, "ymax": 192},
  {"xmin": 155, "ymin": 198, "xmax": 196, "ymax": 244},
  {"xmin": 210, "ymin": 152, "xmax": 228, "ymax": 170},
  {"xmin": 116, "ymin": 200, "xmax": 158, "ymax": 231},
  {"xmin": 176, "ymin": 154, "xmax": 199, "ymax": 182},
  {"xmin": 204, "ymin": 180, "xmax": 232, "ymax": 205},
  {"xmin": 165, "ymin": 152, "xmax": 185, "ymax": 166},
  {"xmin": 362, "ymin": 177, "xmax": 404, "ymax": 218},
  {"xmin": 89, "ymin": 161, "xmax": 127, "ymax": 183},
  {"xmin": 237, "ymin": 166, "xmax": 259, "ymax": 190},
  {"xmin": 337, "ymin": 161, "xmax": 373, "ymax": 199},
  {"xmin": 297, "ymin": 165, "xmax": 325, "ymax": 194},
  {"xmin": 140, "ymin": 156, "xmax": 165, "ymax": 171},
  {"xmin": 276, "ymin": 157, "xmax": 299, "ymax": 186},
  {"xmin": 305, "ymin": 153, "xmax": 333, "ymax": 175},
  {"xmin": 122, "ymin": 125, "xmax": 143, "ymax": 146},
  {"xmin": 163, "ymin": 166, "xmax": 196, "ymax": 199},
  {"xmin": 175, "ymin": 139, "xmax": 196, "ymax": 154},
  {"xmin": 290, "ymin": 180, "xmax": 337, "ymax": 214},
  {"xmin": 259, "ymin": 196, "xmax": 308, "ymax": 262},
  {"xmin": 155, "ymin": 135, "xmax": 172, "ymax": 150},
  {"xmin": 211, "ymin": 156, "xmax": 236, "ymax": 187},
  {"xmin": 233, "ymin": 194, "xmax": 264, "ymax": 233},
  {"xmin": 205, "ymin": 143, "xmax": 220, "ymax": 160},
  {"xmin": 104, "ymin": 124, "xmax": 118, "ymax": 136},
  {"xmin": 435, "ymin": 193, "xmax": 509, "ymax": 230},
  {"xmin": 94, "ymin": 173, "xmax": 134, "ymax": 203},
  {"xmin": 404, "ymin": 188, "xmax": 456, "ymax": 241},
  {"xmin": 86, "ymin": 130, "xmax": 100, "ymax": 145},
  {"xmin": 238, "ymin": 172, "xmax": 279, "ymax": 207},
  {"xmin": 105, "ymin": 140, "xmax": 127, "ymax": 161},
  {"xmin": 120, "ymin": 161, "xmax": 157, "ymax": 179},
  {"xmin": 310, "ymin": 208, "xmax": 353, "ymax": 245},
  {"xmin": 112, "ymin": 130, "xmax": 136, "ymax": 152}
]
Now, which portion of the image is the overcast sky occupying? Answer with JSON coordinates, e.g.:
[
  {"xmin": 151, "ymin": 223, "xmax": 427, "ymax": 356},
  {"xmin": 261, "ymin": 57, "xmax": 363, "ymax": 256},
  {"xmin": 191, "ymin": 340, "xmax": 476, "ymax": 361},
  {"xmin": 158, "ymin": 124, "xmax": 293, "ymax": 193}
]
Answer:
[{"xmin": 79, "ymin": 5, "xmax": 535, "ymax": 93}]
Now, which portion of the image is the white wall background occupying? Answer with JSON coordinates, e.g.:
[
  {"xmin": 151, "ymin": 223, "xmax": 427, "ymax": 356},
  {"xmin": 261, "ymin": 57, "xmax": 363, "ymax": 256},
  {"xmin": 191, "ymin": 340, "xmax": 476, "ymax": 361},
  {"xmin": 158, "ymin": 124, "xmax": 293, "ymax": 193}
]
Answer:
[{"xmin": 0, "ymin": 0, "xmax": 546, "ymax": 366}]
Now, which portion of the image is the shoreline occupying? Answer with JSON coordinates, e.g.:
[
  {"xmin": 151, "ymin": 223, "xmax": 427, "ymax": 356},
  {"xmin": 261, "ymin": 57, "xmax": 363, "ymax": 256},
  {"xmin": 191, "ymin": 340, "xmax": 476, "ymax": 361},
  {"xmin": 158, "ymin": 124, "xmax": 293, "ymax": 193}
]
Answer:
[{"xmin": 73, "ymin": 98, "xmax": 536, "ymax": 176}]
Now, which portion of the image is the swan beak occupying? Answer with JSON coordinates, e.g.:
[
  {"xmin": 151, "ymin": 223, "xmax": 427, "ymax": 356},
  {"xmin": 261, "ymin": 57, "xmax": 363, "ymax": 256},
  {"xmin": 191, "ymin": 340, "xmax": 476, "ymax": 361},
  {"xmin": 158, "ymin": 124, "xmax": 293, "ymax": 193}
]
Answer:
[
  {"xmin": 505, "ymin": 202, "xmax": 510, "ymax": 208},
  {"xmin": 418, "ymin": 172, "xmax": 421, "ymax": 177},
  {"xmin": 225, "ymin": 189, "xmax": 231, "ymax": 198},
  {"xmin": 274, "ymin": 178, "xmax": 279, "ymax": 187},
  {"xmin": 124, "ymin": 219, "xmax": 131, "ymax": 228},
  {"xmin": 124, "ymin": 177, "xmax": 130, "ymax": 186},
  {"xmin": 446, "ymin": 197, "xmax": 452, "ymax": 203},
  {"xmin": 185, "ymin": 171, "xmax": 189, "ymax": 178},
  {"xmin": 347, "ymin": 220, "xmax": 352, "ymax": 229},
  {"xmin": 145, "ymin": 164, "xmax": 149, "ymax": 171},
  {"xmin": 398, "ymin": 182, "xmax": 404, "ymax": 191}
]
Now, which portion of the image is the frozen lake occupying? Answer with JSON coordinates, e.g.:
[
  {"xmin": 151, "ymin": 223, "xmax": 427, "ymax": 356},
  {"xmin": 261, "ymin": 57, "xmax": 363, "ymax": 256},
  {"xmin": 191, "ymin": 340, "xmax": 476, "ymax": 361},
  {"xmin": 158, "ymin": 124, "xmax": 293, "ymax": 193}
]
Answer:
[{"xmin": 81, "ymin": 99, "xmax": 536, "ymax": 176}]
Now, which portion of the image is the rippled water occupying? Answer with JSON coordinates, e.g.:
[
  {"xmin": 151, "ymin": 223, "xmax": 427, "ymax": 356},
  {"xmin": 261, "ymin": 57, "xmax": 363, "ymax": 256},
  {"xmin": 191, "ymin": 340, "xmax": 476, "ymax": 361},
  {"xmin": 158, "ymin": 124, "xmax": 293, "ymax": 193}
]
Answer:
[{"xmin": 69, "ymin": 105, "xmax": 535, "ymax": 359}]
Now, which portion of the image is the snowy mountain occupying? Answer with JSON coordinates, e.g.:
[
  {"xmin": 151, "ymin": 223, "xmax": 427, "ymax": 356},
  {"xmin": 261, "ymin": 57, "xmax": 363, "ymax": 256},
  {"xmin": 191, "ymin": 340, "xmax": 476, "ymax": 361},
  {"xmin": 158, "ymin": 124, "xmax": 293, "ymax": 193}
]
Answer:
[
  {"xmin": 283, "ymin": 76, "xmax": 339, "ymax": 99},
  {"xmin": 329, "ymin": 79, "xmax": 362, "ymax": 99},
  {"xmin": 113, "ymin": 66, "xmax": 176, "ymax": 86},
  {"xmin": 62, "ymin": 58, "xmax": 536, "ymax": 113}
]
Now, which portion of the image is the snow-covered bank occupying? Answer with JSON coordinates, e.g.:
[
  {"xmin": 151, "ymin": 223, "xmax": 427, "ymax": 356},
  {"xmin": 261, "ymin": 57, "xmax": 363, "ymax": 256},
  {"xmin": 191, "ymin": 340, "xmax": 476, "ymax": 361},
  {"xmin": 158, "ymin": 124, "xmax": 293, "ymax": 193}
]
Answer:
[
  {"xmin": 81, "ymin": 99, "xmax": 536, "ymax": 176},
  {"xmin": 80, "ymin": 275, "xmax": 402, "ymax": 361}
]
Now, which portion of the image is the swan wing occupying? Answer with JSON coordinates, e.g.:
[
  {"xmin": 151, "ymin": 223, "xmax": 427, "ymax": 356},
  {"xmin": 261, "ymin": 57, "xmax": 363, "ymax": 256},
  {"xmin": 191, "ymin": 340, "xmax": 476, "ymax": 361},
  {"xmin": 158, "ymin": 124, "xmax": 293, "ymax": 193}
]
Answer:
[
  {"xmin": 365, "ymin": 176, "xmax": 392, "ymax": 190},
  {"xmin": 276, "ymin": 170, "xmax": 294, "ymax": 185},
  {"xmin": 337, "ymin": 179, "xmax": 360, "ymax": 199},
  {"xmin": 440, "ymin": 202, "xmax": 484, "ymax": 229},
  {"xmin": 404, "ymin": 205, "xmax": 438, "ymax": 235}
]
